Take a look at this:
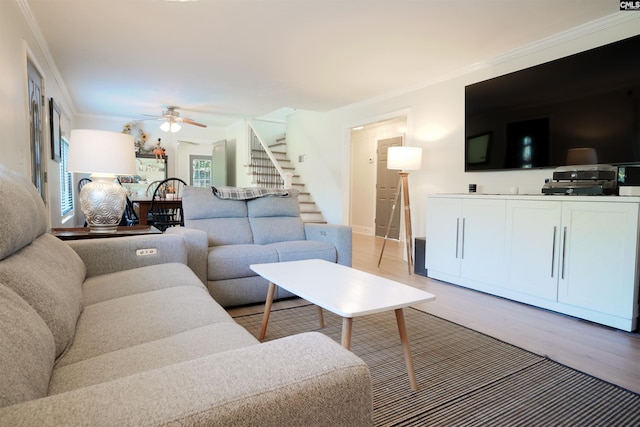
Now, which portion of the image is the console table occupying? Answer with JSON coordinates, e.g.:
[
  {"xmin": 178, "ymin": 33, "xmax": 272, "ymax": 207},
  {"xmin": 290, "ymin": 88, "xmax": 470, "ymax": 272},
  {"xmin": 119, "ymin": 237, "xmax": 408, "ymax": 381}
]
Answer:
[
  {"xmin": 51, "ymin": 225, "xmax": 162, "ymax": 240},
  {"xmin": 425, "ymin": 193, "xmax": 640, "ymax": 331}
]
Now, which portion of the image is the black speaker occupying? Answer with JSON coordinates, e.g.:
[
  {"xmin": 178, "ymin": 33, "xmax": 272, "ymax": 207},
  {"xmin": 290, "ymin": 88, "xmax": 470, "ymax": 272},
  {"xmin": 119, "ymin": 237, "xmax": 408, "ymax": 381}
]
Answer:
[
  {"xmin": 414, "ymin": 237, "xmax": 426, "ymax": 277},
  {"xmin": 620, "ymin": 166, "xmax": 640, "ymax": 186}
]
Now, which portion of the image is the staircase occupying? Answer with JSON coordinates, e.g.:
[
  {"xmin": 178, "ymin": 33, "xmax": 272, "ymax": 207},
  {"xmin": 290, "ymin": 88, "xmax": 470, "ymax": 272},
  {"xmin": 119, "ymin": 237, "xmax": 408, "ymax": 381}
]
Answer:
[{"xmin": 248, "ymin": 133, "xmax": 326, "ymax": 224}]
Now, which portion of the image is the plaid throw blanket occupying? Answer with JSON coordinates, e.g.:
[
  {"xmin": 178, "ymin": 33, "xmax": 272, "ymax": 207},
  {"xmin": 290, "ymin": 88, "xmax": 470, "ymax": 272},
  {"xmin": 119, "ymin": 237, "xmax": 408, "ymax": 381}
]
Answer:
[{"xmin": 212, "ymin": 186, "xmax": 291, "ymax": 200}]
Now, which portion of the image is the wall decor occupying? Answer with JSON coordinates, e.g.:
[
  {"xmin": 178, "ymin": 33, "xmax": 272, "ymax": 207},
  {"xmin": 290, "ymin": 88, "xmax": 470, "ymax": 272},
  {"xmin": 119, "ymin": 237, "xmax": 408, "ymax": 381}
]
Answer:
[
  {"xmin": 122, "ymin": 122, "xmax": 148, "ymax": 153},
  {"xmin": 49, "ymin": 98, "xmax": 61, "ymax": 162}
]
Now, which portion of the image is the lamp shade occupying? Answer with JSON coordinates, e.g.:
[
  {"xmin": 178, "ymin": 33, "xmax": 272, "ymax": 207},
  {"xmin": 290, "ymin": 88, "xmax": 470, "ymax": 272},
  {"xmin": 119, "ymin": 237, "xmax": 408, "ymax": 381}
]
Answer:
[
  {"xmin": 68, "ymin": 129, "xmax": 136, "ymax": 176},
  {"xmin": 566, "ymin": 148, "xmax": 598, "ymax": 165},
  {"xmin": 387, "ymin": 146, "xmax": 422, "ymax": 171}
]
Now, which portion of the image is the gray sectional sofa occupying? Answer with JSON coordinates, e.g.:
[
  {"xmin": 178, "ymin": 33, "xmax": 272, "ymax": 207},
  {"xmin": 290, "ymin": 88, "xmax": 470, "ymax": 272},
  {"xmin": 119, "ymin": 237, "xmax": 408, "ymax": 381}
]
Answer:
[
  {"xmin": 170, "ymin": 186, "xmax": 352, "ymax": 307},
  {"xmin": 0, "ymin": 166, "xmax": 373, "ymax": 426}
]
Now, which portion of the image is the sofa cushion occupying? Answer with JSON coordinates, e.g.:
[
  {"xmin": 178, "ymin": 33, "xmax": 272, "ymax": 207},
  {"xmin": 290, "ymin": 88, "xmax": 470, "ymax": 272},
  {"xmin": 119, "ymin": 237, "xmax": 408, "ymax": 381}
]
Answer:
[
  {"xmin": 0, "ymin": 284, "xmax": 55, "ymax": 408},
  {"xmin": 248, "ymin": 195, "xmax": 306, "ymax": 244},
  {"xmin": 189, "ymin": 217, "xmax": 254, "ymax": 246},
  {"xmin": 208, "ymin": 244, "xmax": 278, "ymax": 281},
  {"xmin": 83, "ymin": 263, "xmax": 208, "ymax": 306},
  {"xmin": 249, "ymin": 217, "xmax": 306, "ymax": 245},
  {"xmin": 0, "ymin": 234, "xmax": 85, "ymax": 358},
  {"xmin": 246, "ymin": 190, "xmax": 300, "ymax": 217},
  {"xmin": 270, "ymin": 240, "xmax": 337, "ymax": 263},
  {"xmin": 56, "ymin": 284, "xmax": 233, "ymax": 368},
  {"xmin": 182, "ymin": 186, "xmax": 253, "ymax": 245},
  {"xmin": 0, "ymin": 167, "xmax": 48, "ymax": 261},
  {"xmin": 49, "ymin": 322, "xmax": 258, "ymax": 395}
]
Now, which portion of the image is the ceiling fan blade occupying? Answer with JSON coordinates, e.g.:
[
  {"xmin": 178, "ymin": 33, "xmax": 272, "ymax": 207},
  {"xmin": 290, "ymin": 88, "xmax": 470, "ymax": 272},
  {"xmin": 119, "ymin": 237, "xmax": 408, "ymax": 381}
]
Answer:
[
  {"xmin": 181, "ymin": 118, "xmax": 207, "ymax": 128},
  {"xmin": 140, "ymin": 114, "xmax": 164, "ymax": 120}
]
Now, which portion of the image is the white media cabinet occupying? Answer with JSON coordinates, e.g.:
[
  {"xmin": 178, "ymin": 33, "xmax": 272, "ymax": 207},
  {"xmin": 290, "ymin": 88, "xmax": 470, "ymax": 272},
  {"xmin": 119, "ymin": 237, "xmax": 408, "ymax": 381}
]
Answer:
[{"xmin": 425, "ymin": 193, "xmax": 640, "ymax": 331}]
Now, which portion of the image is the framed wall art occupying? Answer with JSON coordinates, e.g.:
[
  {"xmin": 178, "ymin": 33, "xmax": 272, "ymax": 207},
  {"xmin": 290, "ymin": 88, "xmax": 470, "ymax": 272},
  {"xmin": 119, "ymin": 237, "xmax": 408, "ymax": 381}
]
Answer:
[{"xmin": 50, "ymin": 98, "xmax": 61, "ymax": 162}]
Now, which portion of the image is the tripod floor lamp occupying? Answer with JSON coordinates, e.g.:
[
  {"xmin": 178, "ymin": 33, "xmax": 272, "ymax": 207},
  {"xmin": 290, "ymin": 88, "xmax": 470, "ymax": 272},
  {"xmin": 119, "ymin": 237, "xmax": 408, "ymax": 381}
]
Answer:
[{"xmin": 378, "ymin": 146, "xmax": 423, "ymax": 274}]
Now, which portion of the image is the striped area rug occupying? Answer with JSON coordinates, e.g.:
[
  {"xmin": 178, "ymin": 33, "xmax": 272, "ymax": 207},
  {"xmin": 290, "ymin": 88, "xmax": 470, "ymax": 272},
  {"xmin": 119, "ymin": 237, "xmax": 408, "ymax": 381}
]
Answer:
[{"xmin": 233, "ymin": 303, "xmax": 640, "ymax": 426}]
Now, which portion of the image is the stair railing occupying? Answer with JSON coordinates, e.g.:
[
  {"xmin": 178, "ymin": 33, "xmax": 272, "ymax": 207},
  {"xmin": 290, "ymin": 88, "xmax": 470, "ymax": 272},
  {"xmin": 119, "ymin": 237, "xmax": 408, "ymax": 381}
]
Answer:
[{"xmin": 248, "ymin": 122, "xmax": 288, "ymax": 188}]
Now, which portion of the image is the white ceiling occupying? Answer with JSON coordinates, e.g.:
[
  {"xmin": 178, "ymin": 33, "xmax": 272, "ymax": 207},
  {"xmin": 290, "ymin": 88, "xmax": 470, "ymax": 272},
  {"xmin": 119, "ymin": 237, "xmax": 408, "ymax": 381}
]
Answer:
[{"xmin": 24, "ymin": 0, "xmax": 617, "ymax": 128}]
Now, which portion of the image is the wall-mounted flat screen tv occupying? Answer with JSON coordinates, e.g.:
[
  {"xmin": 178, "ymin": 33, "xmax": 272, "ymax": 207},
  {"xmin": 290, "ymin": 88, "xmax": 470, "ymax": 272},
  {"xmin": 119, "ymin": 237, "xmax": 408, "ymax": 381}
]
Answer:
[{"xmin": 465, "ymin": 34, "xmax": 640, "ymax": 172}]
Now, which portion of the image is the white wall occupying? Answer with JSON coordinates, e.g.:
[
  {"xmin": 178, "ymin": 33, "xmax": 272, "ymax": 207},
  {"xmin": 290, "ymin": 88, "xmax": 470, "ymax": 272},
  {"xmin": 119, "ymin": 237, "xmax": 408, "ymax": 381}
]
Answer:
[
  {"xmin": 285, "ymin": 13, "xmax": 640, "ymax": 236},
  {"xmin": 0, "ymin": 0, "xmax": 76, "ymax": 227}
]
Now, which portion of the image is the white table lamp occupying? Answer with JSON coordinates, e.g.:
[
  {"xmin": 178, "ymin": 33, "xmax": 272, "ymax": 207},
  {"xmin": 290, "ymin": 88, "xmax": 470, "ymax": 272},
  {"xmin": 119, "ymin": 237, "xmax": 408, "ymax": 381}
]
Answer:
[
  {"xmin": 379, "ymin": 146, "xmax": 423, "ymax": 273},
  {"xmin": 68, "ymin": 129, "xmax": 135, "ymax": 232}
]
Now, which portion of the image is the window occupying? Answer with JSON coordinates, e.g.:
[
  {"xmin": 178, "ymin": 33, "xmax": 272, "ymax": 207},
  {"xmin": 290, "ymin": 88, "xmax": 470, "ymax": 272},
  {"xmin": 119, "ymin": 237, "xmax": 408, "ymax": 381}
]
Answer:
[
  {"xmin": 59, "ymin": 136, "xmax": 74, "ymax": 215},
  {"xmin": 190, "ymin": 155, "xmax": 212, "ymax": 187}
]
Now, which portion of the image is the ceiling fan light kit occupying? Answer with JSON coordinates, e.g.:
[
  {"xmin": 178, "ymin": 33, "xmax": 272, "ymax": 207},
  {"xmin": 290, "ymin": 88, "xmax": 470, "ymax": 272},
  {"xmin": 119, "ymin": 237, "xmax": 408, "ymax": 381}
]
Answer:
[
  {"xmin": 141, "ymin": 106, "xmax": 207, "ymax": 133},
  {"xmin": 160, "ymin": 121, "xmax": 181, "ymax": 133}
]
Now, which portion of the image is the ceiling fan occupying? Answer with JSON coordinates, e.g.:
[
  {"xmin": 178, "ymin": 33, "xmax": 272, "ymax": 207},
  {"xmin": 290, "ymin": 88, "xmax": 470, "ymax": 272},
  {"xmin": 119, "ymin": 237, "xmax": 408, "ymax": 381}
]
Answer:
[{"xmin": 142, "ymin": 106, "xmax": 207, "ymax": 132}]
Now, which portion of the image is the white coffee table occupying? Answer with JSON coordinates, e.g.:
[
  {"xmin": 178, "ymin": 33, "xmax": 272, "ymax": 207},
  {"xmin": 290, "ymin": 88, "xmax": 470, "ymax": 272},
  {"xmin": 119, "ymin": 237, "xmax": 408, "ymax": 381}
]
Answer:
[{"xmin": 250, "ymin": 259, "xmax": 436, "ymax": 391}]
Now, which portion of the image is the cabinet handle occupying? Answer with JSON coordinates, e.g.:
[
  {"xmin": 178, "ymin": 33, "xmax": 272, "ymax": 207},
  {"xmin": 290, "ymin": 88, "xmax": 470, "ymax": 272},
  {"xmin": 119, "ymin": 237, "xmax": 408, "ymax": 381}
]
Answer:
[
  {"xmin": 561, "ymin": 226, "xmax": 567, "ymax": 280},
  {"xmin": 461, "ymin": 218, "xmax": 466, "ymax": 260},
  {"xmin": 455, "ymin": 218, "xmax": 460, "ymax": 259},
  {"xmin": 551, "ymin": 226, "xmax": 557, "ymax": 278}
]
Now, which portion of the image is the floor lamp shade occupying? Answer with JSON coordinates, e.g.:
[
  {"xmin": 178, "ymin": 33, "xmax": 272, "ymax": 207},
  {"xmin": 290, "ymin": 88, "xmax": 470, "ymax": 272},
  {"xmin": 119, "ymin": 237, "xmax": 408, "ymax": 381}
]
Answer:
[
  {"xmin": 379, "ymin": 146, "xmax": 423, "ymax": 274},
  {"xmin": 68, "ymin": 129, "xmax": 136, "ymax": 232},
  {"xmin": 387, "ymin": 146, "xmax": 422, "ymax": 171}
]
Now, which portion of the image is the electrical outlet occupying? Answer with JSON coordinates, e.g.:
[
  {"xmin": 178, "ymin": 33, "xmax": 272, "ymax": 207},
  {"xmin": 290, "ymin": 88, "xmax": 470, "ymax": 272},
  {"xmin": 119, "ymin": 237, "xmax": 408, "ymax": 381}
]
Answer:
[{"xmin": 136, "ymin": 248, "xmax": 157, "ymax": 256}]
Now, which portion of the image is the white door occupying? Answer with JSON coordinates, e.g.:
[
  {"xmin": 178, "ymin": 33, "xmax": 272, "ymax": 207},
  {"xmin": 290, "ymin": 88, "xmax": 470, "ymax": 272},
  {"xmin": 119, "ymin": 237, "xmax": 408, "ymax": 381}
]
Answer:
[
  {"xmin": 506, "ymin": 200, "xmax": 561, "ymax": 300},
  {"xmin": 460, "ymin": 198, "xmax": 507, "ymax": 286},
  {"xmin": 426, "ymin": 197, "xmax": 462, "ymax": 277},
  {"xmin": 211, "ymin": 140, "xmax": 226, "ymax": 186},
  {"xmin": 375, "ymin": 136, "xmax": 402, "ymax": 239},
  {"xmin": 558, "ymin": 202, "xmax": 639, "ymax": 318}
]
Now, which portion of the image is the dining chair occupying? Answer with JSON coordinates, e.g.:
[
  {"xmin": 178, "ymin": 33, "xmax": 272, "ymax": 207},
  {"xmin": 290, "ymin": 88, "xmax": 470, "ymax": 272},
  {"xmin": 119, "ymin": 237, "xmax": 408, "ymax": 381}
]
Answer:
[
  {"xmin": 146, "ymin": 180, "xmax": 163, "ymax": 197},
  {"xmin": 116, "ymin": 178, "xmax": 140, "ymax": 226},
  {"xmin": 149, "ymin": 178, "xmax": 186, "ymax": 232}
]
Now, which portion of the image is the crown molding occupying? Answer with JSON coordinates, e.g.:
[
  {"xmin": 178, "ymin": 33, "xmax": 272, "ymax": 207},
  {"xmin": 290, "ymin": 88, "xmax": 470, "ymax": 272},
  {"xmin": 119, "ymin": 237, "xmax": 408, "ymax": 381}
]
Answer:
[
  {"xmin": 334, "ymin": 12, "xmax": 640, "ymax": 115},
  {"xmin": 482, "ymin": 12, "xmax": 640, "ymax": 67}
]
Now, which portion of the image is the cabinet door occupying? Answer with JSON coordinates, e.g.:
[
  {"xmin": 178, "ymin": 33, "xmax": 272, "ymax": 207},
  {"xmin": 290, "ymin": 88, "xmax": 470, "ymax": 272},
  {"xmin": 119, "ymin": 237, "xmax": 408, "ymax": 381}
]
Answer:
[
  {"xmin": 506, "ymin": 200, "xmax": 561, "ymax": 300},
  {"xmin": 559, "ymin": 202, "xmax": 639, "ymax": 318},
  {"xmin": 426, "ymin": 197, "xmax": 462, "ymax": 277},
  {"xmin": 460, "ymin": 199, "xmax": 507, "ymax": 285}
]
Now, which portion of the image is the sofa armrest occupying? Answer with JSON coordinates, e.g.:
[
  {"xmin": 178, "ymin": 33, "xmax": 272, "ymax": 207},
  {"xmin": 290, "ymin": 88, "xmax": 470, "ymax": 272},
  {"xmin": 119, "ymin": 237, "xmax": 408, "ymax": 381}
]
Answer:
[
  {"xmin": 66, "ymin": 234, "xmax": 187, "ymax": 279},
  {"xmin": 0, "ymin": 332, "xmax": 373, "ymax": 426},
  {"xmin": 305, "ymin": 223, "xmax": 353, "ymax": 266},
  {"xmin": 165, "ymin": 227, "xmax": 208, "ymax": 284}
]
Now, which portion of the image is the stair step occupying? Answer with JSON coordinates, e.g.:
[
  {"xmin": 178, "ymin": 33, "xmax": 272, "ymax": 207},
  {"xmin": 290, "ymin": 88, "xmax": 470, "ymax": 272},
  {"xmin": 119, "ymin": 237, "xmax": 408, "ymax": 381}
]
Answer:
[
  {"xmin": 252, "ymin": 149, "xmax": 286, "ymax": 155},
  {"xmin": 251, "ymin": 155, "xmax": 290, "ymax": 163},
  {"xmin": 251, "ymin": 172, "xmax": 300, "ymax": 178}
]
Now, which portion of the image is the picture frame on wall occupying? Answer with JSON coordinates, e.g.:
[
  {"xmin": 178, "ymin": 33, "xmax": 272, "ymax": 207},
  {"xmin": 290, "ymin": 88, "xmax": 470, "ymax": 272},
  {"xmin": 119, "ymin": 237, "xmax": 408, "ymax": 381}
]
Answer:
[{"xmin": 50, "ymin": 98, "xmax": 61, "ymax": 162}]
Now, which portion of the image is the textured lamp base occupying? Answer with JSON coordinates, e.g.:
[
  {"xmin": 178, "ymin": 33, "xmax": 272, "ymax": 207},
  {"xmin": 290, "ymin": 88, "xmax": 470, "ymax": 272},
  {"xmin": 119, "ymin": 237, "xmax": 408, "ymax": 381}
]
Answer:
[{"xmin": 80, "ymin": 176, "xmax": 127, "ymax": 233}]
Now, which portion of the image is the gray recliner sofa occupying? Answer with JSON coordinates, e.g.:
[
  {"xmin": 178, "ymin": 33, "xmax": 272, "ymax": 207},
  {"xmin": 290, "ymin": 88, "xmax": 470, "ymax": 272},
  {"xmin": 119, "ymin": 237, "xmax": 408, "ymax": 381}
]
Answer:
[
  {"xmin": 170, "ymin": 186, "xmax": 352, "ymax": 307},
  {"xmin": 0, "ymin": 166, "xmax": 372, "ymax": 426}
]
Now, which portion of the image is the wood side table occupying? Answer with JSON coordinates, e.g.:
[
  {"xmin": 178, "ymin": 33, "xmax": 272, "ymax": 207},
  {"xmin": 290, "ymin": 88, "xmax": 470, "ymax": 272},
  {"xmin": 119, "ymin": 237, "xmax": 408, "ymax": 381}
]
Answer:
[{"xmin": 51, "ymin": 225, "xmax": 162, "ymax": 240}]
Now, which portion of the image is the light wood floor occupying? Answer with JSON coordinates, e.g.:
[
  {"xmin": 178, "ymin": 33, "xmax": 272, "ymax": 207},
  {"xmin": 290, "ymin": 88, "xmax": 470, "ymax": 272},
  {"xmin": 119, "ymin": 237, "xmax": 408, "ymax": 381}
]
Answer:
[{"xmin": 229, "ymin": 233, "xmax": 640, "ymax": 394}]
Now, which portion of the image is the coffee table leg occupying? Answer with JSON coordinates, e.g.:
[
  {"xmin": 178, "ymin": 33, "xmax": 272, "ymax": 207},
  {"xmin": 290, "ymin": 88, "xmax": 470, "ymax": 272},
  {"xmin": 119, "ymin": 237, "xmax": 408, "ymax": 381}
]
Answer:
[
  {"xmin": 341, "ymin": 317, "xmax": 353, "ymax": 350},
  {"xmin": 317, "ymin": 306, "xmax": 325, "ymax": 329},
  {"xmin": 259, "ymin": 282, "xmax": 277, "ymax": 340},
  {"xmin": 395, "ymin": 308, "xmax": 419, "ymax": 391}
]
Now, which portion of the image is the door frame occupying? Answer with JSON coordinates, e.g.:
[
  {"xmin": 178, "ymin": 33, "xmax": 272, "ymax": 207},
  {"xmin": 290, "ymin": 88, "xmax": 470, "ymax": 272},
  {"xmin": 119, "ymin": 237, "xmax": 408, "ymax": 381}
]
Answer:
[{"xmin": 344, "ymin": 108, "xmax": 411, "ymax": 235}]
